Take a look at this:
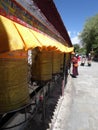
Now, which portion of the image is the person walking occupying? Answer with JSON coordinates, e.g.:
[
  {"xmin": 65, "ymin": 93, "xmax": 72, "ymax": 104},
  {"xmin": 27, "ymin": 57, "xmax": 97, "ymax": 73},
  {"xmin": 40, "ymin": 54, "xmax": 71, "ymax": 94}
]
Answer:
[
  {"xmin": 71, "ymin": 52, "xmax": 79, "ymax": 78},
  {"xmin": 87, "ymin": 53, "xmax": 92, "ymax": 66},
  {"xmin": 80, "ymin": 55, "xmax": 86, "ymax": 66}
]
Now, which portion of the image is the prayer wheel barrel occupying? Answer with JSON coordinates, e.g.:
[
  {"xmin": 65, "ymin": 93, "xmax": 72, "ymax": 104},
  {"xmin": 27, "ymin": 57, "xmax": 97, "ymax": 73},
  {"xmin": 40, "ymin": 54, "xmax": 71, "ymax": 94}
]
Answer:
[
  {"xmin": 31, "ymin": 48, "xmax": 52, "ymax": 81},
  {"xmin": 60, "ymin": 53, "xmax": 64, "ymax": 72},
  {"xmin": 52, "ymin": 51, "xmax": 61, "ymax": 74},
  {"xmin": 0, "ymin": 51, "xmax": 30, "ymax": 114},
  {"xmin": 66, "ymin": 53, "xmax": 71, "ymax": 67}
]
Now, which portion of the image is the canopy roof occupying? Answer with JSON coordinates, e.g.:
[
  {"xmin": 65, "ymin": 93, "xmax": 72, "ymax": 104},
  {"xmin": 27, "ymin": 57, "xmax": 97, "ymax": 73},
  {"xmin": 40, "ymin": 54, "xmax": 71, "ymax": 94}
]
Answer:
[
  {"xmin": 34, "ymin": 0, "xmax": 73, "ymax": 47},
  {"xmin": 0, "ymin": 15, "xmax": 73, "ymax": 53}
]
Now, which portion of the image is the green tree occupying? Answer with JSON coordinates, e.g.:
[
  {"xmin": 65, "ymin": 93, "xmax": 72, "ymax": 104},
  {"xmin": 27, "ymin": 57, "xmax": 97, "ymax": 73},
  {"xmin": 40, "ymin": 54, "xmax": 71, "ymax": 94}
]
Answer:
[
  {"xmin": 79, "ymin": 14, "xmax": 98, "ymax": 57},
  {"xmin": 74, "ymin": 44, "xmax": 86, "ymax": 55},
  {"xmin": 74, "ymin": 44, "xmax": 80, "ymax": 53},
  {"xmin": 78, "ymin": 47, "xmax": 86, "ymax": 55}
]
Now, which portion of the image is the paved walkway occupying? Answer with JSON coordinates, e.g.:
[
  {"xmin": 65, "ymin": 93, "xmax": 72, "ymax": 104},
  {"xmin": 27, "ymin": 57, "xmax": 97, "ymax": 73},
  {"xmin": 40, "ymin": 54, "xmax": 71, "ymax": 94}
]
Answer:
[
  {"xmin": 50, "ymin": 61, "xmax": 98, "ymax": 130},
  {"xmin": 66, "ymin": 61, "xmax": 98, "ymax": 130}
]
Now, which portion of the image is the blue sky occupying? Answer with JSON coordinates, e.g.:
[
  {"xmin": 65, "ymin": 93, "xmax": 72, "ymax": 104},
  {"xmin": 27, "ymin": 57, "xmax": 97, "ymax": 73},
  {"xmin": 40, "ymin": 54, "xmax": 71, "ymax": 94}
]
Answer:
[{"xmin": 54, "ymin": 0, "xmax": 98, "ymax": 44}]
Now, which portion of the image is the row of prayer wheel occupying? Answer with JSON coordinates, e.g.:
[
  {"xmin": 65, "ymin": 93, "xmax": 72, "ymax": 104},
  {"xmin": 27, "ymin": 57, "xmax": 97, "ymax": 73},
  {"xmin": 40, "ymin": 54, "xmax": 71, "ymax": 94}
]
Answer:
[
  {"xmin": 31, "ymin": 48, "xmax": 64, "ymax": 81},
  {"xmin": 0, "ymin": 48, "xmax": 67, "ymax": 114}
]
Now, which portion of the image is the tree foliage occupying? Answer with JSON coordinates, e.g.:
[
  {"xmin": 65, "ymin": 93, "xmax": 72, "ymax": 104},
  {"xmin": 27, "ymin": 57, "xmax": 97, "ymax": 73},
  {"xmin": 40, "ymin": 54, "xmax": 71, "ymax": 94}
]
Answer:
[
  {"xmin": 79, "ymin": 14, "xmax": 98, "ymax": 56},
  {"xmin": 73, "ymin": 44, "xmax": 86, "ymax": 55},
  {"xmin": 74, "ymin": 44, "xmax": 80, "ymax": 53}
]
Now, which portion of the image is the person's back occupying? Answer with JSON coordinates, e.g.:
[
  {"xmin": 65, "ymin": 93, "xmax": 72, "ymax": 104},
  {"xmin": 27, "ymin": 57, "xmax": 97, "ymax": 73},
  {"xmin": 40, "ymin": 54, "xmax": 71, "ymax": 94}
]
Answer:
[
  {"xmin": 81, "ymin": 56, "xmax": 86, "ymax": 66},
  {"xmin": 71, "ymin": 55, "xmax": 79, "ymax": 78},
  {"xmin": 87, "ymin": 53, "xmax": 92, "ymax": 66}
]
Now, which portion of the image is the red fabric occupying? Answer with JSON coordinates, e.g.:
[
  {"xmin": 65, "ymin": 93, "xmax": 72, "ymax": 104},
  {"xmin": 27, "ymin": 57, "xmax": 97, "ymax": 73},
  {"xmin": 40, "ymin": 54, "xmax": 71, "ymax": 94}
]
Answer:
[{"xmin": 72, "ymin": 56, "xmax": 78, "ymax": 76}]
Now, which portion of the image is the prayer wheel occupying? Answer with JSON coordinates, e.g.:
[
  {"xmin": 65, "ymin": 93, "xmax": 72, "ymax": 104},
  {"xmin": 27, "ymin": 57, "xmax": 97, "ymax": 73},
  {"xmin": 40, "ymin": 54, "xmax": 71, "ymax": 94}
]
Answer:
[
  {"xmin": 52, "ymin": 51, "xmax": 61, "ymax": 74},
  {"xmin": 0, "ymin": 50, "xmax": 30, "ymax": 114},
  {"xmin": 31, "ymin": 48, "xmax": 52, "ymax": 81},
  {"xmin": 66, "ymin": 53, "xmax": 71, "ymax": 67},
  {"xmin": 60, "ymin": 53, "xmax": 64, "ymax": 72}
]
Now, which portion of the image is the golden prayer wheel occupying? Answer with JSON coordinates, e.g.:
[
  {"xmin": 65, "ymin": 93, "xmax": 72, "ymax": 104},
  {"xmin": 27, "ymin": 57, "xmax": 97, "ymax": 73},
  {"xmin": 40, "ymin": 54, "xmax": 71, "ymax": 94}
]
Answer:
[
  {"xmin": 52, "ymin": 51, "xmax": 61, "ymax": 74},
  {"xmin": 0, "ymin": 50, "xmax": 30, "ymax": 114},
  {"xmin": 66, "ymin": 53, "xmax": 71, "ymax": 66},
  {"xmin": 60, "ymin": 53, "xmax": 64, "ymax": 71},
  {"xmin": 31, "ymin": 48, "xmax": 52, "ymax": 81}
]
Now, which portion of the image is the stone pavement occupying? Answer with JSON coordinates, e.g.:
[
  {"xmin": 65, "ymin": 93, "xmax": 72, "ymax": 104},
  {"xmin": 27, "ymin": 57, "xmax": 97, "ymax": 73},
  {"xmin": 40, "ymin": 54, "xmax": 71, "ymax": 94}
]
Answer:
[{"xmin": 49, "ymin": 61, "xmax": 98, "ymax": 130}]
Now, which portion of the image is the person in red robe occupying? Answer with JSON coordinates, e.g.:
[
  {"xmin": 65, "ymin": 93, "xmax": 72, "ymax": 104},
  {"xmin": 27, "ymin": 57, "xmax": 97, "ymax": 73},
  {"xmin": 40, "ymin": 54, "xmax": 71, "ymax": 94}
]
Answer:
[{"xmin": 71, "ymin": 53, "xmax": 79, "ymax": 78}]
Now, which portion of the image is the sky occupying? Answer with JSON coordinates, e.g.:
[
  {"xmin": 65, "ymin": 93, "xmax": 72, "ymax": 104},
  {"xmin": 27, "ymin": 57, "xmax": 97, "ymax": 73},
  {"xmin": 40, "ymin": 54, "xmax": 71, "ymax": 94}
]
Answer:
[{"xmin": 54, "ymin": 0, "xmax": 98, "ymax": 44}]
